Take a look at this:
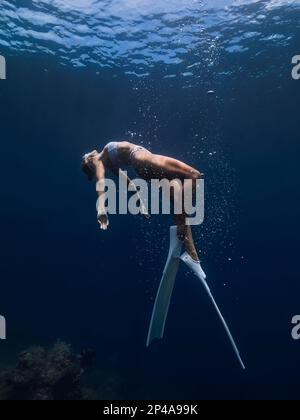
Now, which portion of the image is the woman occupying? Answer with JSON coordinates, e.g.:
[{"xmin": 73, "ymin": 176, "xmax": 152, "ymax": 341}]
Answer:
[{"xmin": 81, "ymin": 141, "xmax": 203, "ymax": 262}]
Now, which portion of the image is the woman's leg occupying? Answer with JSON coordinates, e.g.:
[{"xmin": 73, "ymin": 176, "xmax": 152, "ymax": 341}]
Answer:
[
  {"xmin": 134, "ymin": 153, "xmax": 203, "ymax": 181},
  {"xmin": 133, "ymin": 152, "xmax": 202, "ymax": 261},
  {"xmin": 171, "ymin": 179, "xmax": 200, "ymax": 262},
  {"xmin": 174, "ymin": 213, "xmax": 199, "ymax": 262}
]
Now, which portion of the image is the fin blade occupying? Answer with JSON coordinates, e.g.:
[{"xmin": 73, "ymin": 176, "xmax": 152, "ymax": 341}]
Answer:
[
  {"xmin": 180, "ymin": 252, "xmax": 246, "ymax": 370},
  {"xmin": 147, "ymin": 226, "xmax": 182, "ymax": 347},
  {"xmin": 146, "ymin": 257, "xmax": 181, "ymax": 346}
]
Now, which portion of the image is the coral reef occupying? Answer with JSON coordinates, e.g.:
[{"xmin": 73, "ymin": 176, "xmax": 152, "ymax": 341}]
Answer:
[{"xmin": 0, "ymin": 342, "xmax": 96, "ymax": 400}]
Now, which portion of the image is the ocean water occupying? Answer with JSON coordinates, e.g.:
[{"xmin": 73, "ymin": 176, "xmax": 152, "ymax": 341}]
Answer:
[{"xmin": 0, "ymin": 0, "xmax": 300, "ymax": 399}]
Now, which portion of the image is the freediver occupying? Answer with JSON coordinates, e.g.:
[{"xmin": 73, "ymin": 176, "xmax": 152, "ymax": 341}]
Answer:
[
  {"xmin": 81, "ymin": 141, "xmax": 245, "ymax": 369},
  {"xmin": 81, "ymin": 141, "xmax": 203, "ymax": 262}
]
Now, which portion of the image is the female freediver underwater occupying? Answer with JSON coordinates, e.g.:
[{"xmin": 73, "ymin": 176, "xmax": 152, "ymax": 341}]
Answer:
[
  {"xmin": 81, "ymin": 141, "xmax": 203, "ymax": 262},
  {"xmin": 82, "ymin": 141, "xmax": 245, "ymax": 370}
]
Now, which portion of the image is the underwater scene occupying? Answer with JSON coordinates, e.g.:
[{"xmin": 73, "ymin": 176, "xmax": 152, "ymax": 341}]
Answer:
[{"xmin": 0, "ymin": 0, "xmax": 300, "ymax": 400}]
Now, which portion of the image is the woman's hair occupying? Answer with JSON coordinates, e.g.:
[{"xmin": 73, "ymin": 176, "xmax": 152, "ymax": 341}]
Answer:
[{"xmin": 81, "ymin": 150, "xmax": 99, "ymax": 181}]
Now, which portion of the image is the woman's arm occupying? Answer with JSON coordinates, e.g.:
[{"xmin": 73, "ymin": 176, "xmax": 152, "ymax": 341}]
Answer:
[
  {"xmin": 95, "ymin": 160, "xmax": 109, "ymax": 230},
  {"xmin": 113, "ymin": 168, "xmax": 150, "ymax": 219},
  {"xmin": 109, "ymin": 166, "xmax": 150, "ymax": 218}
]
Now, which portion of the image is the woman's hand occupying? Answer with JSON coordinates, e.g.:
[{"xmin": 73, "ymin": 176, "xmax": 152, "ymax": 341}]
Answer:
[
  {"xmin": 98, "ymin": 214, "xmax": 109, "ymax": 230},
  {"xmin": 134, "ymin": 192, "xmax": 150, "ymax": 219},
  {"xmin": 140, "ymin": 202, "xmax": 150, "ymax": 219}
]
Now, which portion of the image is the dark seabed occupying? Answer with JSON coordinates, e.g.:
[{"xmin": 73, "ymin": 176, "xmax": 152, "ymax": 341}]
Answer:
[{"xmin": 0, "ymin": 0, "xmax": 300, "ymax": 399}]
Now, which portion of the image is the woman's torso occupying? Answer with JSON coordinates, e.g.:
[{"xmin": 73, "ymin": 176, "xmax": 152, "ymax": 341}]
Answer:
[
  {"xmin": 104, "ymin": 141, "xmax": 151, "ymax": 173},
  {"xmin": 103, "ymin": 141, "xmax": 201, "ymax": 182}
]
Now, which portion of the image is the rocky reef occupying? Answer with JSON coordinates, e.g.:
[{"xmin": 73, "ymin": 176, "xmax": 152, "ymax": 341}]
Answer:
[{"xmin": 0, "ymin": 342, "xmax": 96, "ymax": 400}]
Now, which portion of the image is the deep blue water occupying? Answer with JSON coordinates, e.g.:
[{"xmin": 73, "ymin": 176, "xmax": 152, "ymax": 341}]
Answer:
[{"xmin": 1, "ymin": 0, "xmax": 300, "ymax": 399}]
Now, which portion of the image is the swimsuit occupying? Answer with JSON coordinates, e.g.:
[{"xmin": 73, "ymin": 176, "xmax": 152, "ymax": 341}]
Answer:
[{"xmin": 106, "ymin": 142, "xmax": 150, "ymax": 170}]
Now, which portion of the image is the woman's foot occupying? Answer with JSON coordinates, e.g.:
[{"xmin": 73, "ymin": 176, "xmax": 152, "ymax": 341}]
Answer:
[{"xmin": 186, "ymin": 248, "xmax": 199, "ymax": 262}]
